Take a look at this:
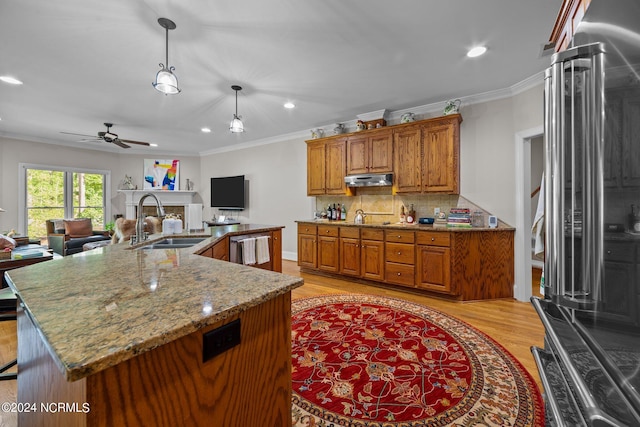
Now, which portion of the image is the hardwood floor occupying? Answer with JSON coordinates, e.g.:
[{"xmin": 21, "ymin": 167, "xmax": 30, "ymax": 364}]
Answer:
[{"xmin": 0, "ymin": 262, "xmax": 546, "ymax": 427}]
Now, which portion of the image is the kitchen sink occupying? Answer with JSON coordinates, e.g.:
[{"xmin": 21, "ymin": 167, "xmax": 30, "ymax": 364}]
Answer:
[{"xmin": 138, "ymin": 237, "xmax": 207, "ymax": 249}]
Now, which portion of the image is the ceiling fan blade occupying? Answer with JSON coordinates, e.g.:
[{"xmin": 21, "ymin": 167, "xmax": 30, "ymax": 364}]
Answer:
[
  {"xmin": 61, "ymin": 131, "xmax": 95, "ymax": 137},
  {"xmin": 78, "ymin": 138, "xmax": 102, "ymax": 142},
  {"xmin": 120, "ymin": 139, "xmax": 151, "ymax": 146},
  {"xmin": 112, "ymin": 139, "xmax": 131, "ymax": 149}
]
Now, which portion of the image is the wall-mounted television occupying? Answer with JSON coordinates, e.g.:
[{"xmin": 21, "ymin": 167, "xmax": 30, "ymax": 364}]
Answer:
[{"xmin": 210, "ymin": 175, "xmax": 245, "ymax": 210}]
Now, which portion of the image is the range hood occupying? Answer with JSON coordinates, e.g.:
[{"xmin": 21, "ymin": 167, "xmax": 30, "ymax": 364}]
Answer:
[{"xmin": 344, "ymin": 173, "xmax": 393, "ymax": 187}]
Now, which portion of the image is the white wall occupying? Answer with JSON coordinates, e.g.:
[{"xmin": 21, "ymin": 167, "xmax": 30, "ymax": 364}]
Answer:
[{"xmin": 200, "ymin": 135, "xmax": 308, "ymax": 260}]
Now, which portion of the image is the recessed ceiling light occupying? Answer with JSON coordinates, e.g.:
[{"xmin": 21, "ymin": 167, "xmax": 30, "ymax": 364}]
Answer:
[
  {"xmin": 201, "ymin": 127, "xmax": 211, "ymax": 133},
  {"xmin": 0, "ymin": 76, "xmax": 23, "ymax": 85},
  {"xmin": 284, "ymin": 102, "xmax": 295, "ymax": 109},
  {"xmin": 467, "ymin": 46, "xmax": 487, "ymax": 58}
]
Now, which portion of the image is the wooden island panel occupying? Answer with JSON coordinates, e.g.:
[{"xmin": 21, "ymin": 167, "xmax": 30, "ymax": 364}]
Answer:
[{"xmin": 18, "ymin": 293, "xmax": 293, "ymax": 427}]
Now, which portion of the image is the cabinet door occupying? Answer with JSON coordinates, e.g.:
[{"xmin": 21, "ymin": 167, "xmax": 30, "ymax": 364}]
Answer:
[
  {"xmin": 393, "ymin": 127, "xmax": 421, "ymax": 193},
  {"xmin": 271, "ymin": 229, "xmax": 282, "ymax": 273},
  {"xmin": 601, "ymin": 261, "xmax": 636, "ymax": 325},
  {"xmin": 340, "ymin": 237, "xmax": 361, "ymax": 276},
  {"xmin": 416, "ymin": 245, "xmax": 451, "ymax": 293},
  {"xmin": 422, "ymin": 122, "xmax": 458, "ymax": 193},
  {"xmin": 307, "ymin": 142, "xmax": 326, "ymax": 195},
  {"xmin": 368, "ymin": 131, "xmax": 393, "ymax": 173},
  {"xmin": 346, "ymin": 135, "xmax": 368, "ymax": 175},
  {"xmin": 318, "ymin": 236, "xmax": 339, "ymax": 272},
  {"xmin": 361, "ymin": 239, "xmax": 384, "ymax": 281},
  {"xmin": 325, "ymin": 139, "xmax": 347, "ymax": 194},
  {"xmin": 298, "ymin": 233, "xmax": 317, "ymax": 268},
  {"xmin": 212, "ymin": 237, "xmax": 229, "ymax": 261}
]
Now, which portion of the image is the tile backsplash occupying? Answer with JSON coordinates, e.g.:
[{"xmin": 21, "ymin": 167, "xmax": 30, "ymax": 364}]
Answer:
[{"xmin": 315, "ymin": 188, "xmax": 492, "ymax": 224}]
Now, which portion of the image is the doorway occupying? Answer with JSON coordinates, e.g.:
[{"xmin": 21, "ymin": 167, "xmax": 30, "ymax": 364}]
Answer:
[{"xmin": 514, "ymin": 126, "xmax": 544, "ymax": 302}]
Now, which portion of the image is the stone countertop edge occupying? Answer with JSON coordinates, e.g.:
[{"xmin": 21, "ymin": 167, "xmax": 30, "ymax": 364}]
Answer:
[
  {"xmin": 5, "ymin": 224, "xmax": 302, "ymax": 382},
  {"xmin": 295, "ymin": 219, "xmax": 515, "ymax": 231}
]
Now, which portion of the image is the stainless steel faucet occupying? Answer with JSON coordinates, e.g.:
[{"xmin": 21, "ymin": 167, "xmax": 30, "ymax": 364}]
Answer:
[{"xmin": 133, "ymin": 193, "xmax": 166, "ymax": 244}]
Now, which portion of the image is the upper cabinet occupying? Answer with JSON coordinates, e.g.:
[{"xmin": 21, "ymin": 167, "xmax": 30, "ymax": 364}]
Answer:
[
  {"xmin": 306, "ymin": 114, "xmax": 461, "ymax": 196},
  {"xmin": 307, "ymin": 137, "xmax": 349, "ymax": 195},
  {"xmin": 550, "ymin": 0, "xmax": 592, "ymax": 52},
  {"xmin": 346, "ymin": 130, "xmax": 393, "ymax": 175},
  {"xmin": 394, "ymin": 114, "xmax": 462, "ymax": 195}
]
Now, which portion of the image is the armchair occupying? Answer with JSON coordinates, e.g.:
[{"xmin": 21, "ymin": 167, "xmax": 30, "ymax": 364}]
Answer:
[{"xmin": 46, "ymin": 219, "xmax": 111, "ymax": 256}]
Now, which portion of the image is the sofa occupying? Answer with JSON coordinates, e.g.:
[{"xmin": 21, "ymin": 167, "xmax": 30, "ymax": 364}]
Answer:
[{"xmin": 46, "ymin": 218, "xmax": 111, "ymax": 256}]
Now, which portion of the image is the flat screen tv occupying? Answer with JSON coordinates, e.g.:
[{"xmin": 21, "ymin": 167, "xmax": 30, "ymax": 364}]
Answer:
[{"xmin": 210, "ymin": 175, "xmax": 245, "ymax": 210}]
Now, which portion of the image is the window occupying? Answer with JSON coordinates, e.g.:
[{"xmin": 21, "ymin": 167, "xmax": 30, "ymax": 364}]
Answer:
[{"xmin": 18, "ymin": 164, "xmax": 111, "ymax": 240}]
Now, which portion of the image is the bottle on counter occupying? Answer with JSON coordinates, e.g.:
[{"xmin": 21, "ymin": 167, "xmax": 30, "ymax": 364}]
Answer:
[
  {"xmin": 327, "ymin": 204, "xmax": 333, "ymax": 220},
  {"xmin": 332, "ymin": 203, "xmax": 337, "ymax": 220},
  {"xmin": 400, "ymin": 205, "xmax": 406, "ymax": 223},
  {"xmin": 336, "ymin": 203, "xmax": 341, "ymax": 221},
  {"xmin": 341, "ymin": 204, "xmax": 347, "ymax": 221},
  {"xmin": 406, "ymin": 204, "xmax": 415, "ymax": 224}
]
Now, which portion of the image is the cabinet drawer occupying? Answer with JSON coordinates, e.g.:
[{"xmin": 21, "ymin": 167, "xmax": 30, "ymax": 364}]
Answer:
[
  {"xmin": 298, "ymin": 224, "xmax": 317, "ymax": 235},
  {"xmin": 318, "ymin": 225, "xmax": 339, "ymax": 237},
  {"xmin": 385, "ymin": 262, "xmax": 415, "ymax": 287},
  {"xmin": 416, "ymin": 231, "xmax": 450, "ymax": 247},
  {"xmin": 604, "ymin": 241, "xmax": 635, "ymax": 263},
  {"xmin": 386, "ymin": 242, "xmax": 415, "ymax": 265},
  {"xmin": 340, "ymin": 227, "xmax": 360, "ymax": 239},
  {"xmin": 385, "ymin": 230, "xmax": 415, "ymax": 243},
  {"xmin": 361, "ymin": 228, "xmax": 384, "ymax": 241}
]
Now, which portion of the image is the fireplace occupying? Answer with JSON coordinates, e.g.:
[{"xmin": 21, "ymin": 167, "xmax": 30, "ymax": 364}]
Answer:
[{"xmin": 118, "ymin": 190, "xmax": 198, "ymax": 227}]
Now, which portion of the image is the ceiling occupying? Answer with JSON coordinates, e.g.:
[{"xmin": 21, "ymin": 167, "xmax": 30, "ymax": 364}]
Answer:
[{"xmin": 0, "ymin": 0, "xmax": 562, "ymax": 156}]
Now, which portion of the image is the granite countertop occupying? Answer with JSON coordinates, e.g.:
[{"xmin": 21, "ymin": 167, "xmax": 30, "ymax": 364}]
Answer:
[
  {"xmin": 295, "ymin": 219, "xmax": 515, "ymax": 231},
  {"xmin": 5, "ymin": 224, "xmax": 302, "ymax": 382}
]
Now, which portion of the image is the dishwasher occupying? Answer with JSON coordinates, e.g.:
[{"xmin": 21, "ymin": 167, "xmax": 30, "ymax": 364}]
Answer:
[{"xmin": 229, "ymin": 232, "xmax": 272, "ymax": 270}]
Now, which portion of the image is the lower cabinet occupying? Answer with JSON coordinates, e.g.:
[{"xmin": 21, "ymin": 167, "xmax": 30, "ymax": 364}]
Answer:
[
  {"xmin": 318, "ymin": 226, "xmax": 339, "ymax": 272},
  {"xmin": 416, "ymin": 231, "xmax": 451, "ymax": 294},
  {"xmin": 297, "ymin": 224, "xmax": 318, "ymax": 269},
  {"xmin": 340, "ymin": 227, "xmax": 361, "ymax": 276},
  {"xmin": 297, "ymin": 223, "xmax": 514, "ymax": 300},
  {"xmin": 361, "ymin": 229, "xmax": 385, "ymax": 281}
]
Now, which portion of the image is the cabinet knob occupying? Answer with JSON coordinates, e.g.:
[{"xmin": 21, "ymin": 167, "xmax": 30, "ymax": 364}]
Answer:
[
  {"xmin": 607, "ymin": 250, "xmax": 612, "ymax": 255},
  {"xmin": 397, "ymin": 272, "xmax": 401, "ymax": 276},
  {"xmin": 431, "ymin": 237, "xmax": 435, "ymax": 241},
  {"xmin": 326, "ymin": 230, "xmax": 330, "ymax": 233},
  {"xmin": 397, "ymin": 235, "xmax": 402, "ymax": 238},
  {"xmin": 397, "ymin": 251, "xmax": 402, "ymax": 255}
]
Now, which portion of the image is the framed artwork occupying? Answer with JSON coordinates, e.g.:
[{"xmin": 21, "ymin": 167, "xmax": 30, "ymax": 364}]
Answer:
[{"xmin": 144, "ymin": 159, "xmax": 179, "ymax": 190}]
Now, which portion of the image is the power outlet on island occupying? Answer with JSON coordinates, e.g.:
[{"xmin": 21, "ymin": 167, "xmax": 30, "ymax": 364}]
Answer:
[{"xmin": 203, "ymin": 318, "xmax": 241, "ymax": 362}]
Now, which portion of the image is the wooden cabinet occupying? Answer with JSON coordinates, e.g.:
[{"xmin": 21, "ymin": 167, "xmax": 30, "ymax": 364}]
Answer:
[
  {"xmin": 197, "ymin": 237, "xmax": 229, "ymax": 261},
  {"xmin": 339, "ymin": 227, "xmax": 361, "ymax": 276},
  {"xmin": 393, "ymin": 115, "xmax": 461, "ymax": 194},
  {"xmin": 416, "ymin": 231, "xmax": 451, "ymax": 294},
  {"xmin": 361, "ymin": 228, "xmax": 385, "ymax": 281},
  {"xmin": 393, "ymin": 126, "xmax": 422, "ymax": 193},
  {"xmin": 297, "ymin": 224, "xmax": 317, "ymax": 269},
  {"xmin": 384, "ymin": 230, "xmax": 415, "ymax": 287},
  {"xmin": 297, "ymin": 222, "xmax": 514, "ymax": 301},
  {"xmin": 422, "ymin": 120, "xmax": 459, "ymax": 193},
  {"xmin": 346, "ymin": 130, "xmax": 393, "ymax": 175},
  {"xmin": 550, "ymin": 0, "xmax": 592, "ymax": 52},
  {"xmin": 318, "ymin": 225, "xmax": 340, "ymax": 272},
  {"xmin": 271, "ymin": 229, "xmax": 282, "ymax": 272},
  {"xmin": 306, "ymin": 137, "xmax": 349, "ymax": 195}
]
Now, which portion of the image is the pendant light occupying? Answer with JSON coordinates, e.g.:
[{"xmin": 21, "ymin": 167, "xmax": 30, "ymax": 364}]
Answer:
[
  {"xmin": 229, "ymin": 85, "xmax": 244, "ymax": 133},
  {"xmin": 152, "ymin": 18, "xmax": 181, "ymax": 95}
]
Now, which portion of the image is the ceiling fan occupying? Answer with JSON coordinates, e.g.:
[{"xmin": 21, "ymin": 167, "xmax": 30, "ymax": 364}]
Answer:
[{"xmin": 61, "ymin": 123, "xmax": 152, "ymax": 149}]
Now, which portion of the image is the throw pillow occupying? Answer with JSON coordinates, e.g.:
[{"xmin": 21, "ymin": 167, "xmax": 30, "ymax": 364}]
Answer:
[{"xmin": 64, "ymin": 218, "xmax": 93, "ymax": 238}]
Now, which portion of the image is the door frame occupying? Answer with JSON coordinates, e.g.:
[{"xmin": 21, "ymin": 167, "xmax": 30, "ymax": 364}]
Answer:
[{"xmin": 514, "ymin": 125, "xmax": 543, "ymax": 302}]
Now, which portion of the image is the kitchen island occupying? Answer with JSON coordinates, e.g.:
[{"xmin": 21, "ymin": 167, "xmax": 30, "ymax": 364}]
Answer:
[{"xmin": 5, "ymin": 224, "xmax": 302, "ymax": 426}]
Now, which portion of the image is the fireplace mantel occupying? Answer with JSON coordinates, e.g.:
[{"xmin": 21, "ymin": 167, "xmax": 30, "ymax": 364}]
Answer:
[{"xmin": 118, "ymin": 190, "xmax": 198, "ymax": 219}]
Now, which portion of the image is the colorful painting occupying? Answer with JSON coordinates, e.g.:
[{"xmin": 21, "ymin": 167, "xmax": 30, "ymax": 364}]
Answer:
[{"xmin": 144, "ymin": 159, "xmax": 179, "ymax": 190}]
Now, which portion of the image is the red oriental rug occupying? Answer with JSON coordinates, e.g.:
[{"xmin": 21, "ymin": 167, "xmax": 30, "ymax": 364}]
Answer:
[{"xmin": 291, "ymin": 294, "xmax": 544, "ymax": 426}]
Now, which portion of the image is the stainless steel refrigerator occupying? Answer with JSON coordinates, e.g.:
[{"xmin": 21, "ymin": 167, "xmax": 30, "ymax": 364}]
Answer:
[{"xmin": 531, "ymin": 0, "xmax": 640, "ymax": 425}]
